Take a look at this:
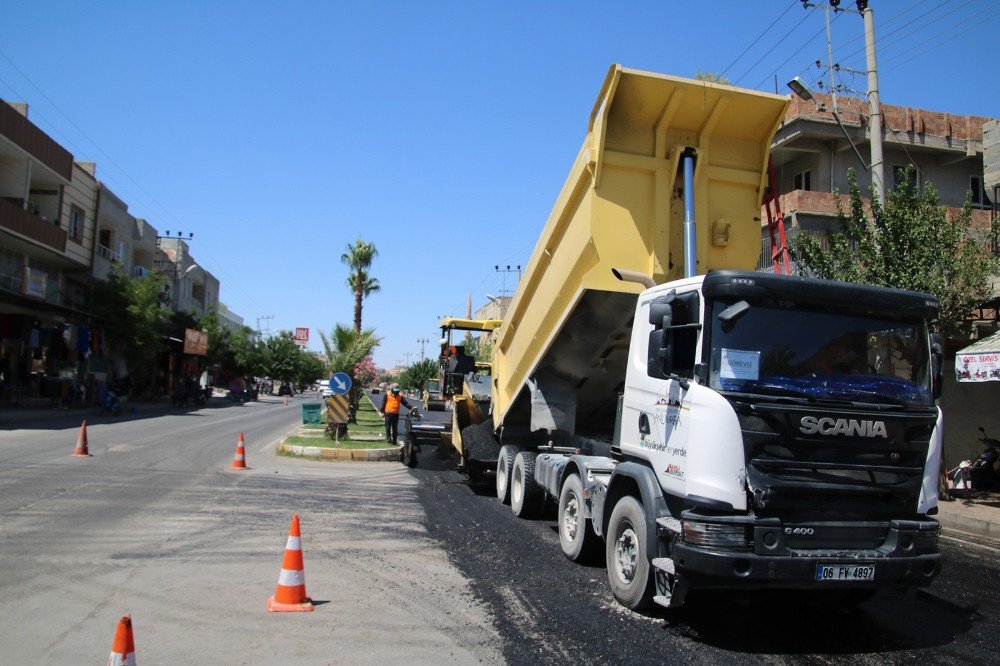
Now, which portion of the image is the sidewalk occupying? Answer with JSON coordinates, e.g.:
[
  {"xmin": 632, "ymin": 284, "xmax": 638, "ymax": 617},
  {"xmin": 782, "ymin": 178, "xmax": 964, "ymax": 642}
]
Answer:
[{"xmin": 936, "ymin": 492, "xmax": 1000, "ymax": 540}]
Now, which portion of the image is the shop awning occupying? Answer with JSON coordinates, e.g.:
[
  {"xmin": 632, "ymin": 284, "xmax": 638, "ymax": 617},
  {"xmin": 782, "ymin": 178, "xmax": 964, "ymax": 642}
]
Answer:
[{"xmin": 956, "ymin": 330, "xmax": 1000, "ymax": 382}]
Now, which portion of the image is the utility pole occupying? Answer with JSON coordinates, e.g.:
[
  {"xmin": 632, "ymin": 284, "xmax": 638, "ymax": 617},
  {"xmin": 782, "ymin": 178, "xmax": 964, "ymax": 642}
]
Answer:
[
  {"xmin": 256, "ymin": 314, "xmax": 275, "ymax": 337},
  {"xmin": 403, "ymin": 352, "xmax": 413, "ymax": 366},
  {"xmin": 417, "ymin": 337, "xmax": 429, "ymax": 360},
  {"xmin": 861, "ymin": 1, "xmax": 884, "ymax": 203},
  {"xmin": 495, "ymin": 265, "xmax": 521, "ymax": 295}
]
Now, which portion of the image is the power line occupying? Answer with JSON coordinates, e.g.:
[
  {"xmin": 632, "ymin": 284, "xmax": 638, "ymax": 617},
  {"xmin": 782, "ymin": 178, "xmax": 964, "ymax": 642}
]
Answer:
[
  {"xmin": 824, "ymin": 0, "xmax": 936, "ymax": 58},
  {"xmin": 880, "ymin": 3, "xmax": 1000, "ymax": 75},
  {"xmin": 733, "ymin": 6, "xmax": 816, "ymax": 86},
  {"xmin": 836, "ymin": 0, "xmax": 971, "ymax": 66},
  {"xmin": 751, "ymin": 9, "xmax": 839, "ymax": 91},
  {"xmin": 0, "ymin": 51, "xmax": 265, "ymax": 316},
  {"xmin": 720, "ymin": 0, "xmax": 799, "ymax": 77},
  {"xmin": 842, "ymin": 0, "xmax": 997, "ymax": 72}
]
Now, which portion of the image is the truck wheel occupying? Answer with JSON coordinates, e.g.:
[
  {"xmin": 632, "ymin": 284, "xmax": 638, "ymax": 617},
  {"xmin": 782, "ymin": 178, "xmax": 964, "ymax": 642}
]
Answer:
[
  {"xmin": 606, "ymin": 496, "xmax": 654, "ymax": 611},
  {"xmin": 402, "ymin": 437, "xmax": 417, "ymax": 468},
  {"xmin": 559, "ymin": 473, "xmax": 599, "ymax": 562},
  {"xmin": 496, "ymin": 445, "xmax": 522, "ymax": 504},
  {"xmin": 510, "ymin": 451, "xmax": 544, "ymax": 518}
]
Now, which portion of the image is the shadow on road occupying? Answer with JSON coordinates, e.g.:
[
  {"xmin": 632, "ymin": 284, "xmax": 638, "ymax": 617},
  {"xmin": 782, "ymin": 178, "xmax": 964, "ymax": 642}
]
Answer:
[
  {"xmin": 656, "ymin": 587, "xmax": 979, "ymax": 655},
  {"xmin": 1, "ymin": 395, "xmax": 296, "ymax": 431}
]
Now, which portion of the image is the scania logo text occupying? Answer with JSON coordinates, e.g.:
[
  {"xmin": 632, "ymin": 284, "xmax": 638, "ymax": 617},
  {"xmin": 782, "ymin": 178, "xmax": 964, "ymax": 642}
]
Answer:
[{"xmin": 799, "ymin": 416, "xmax": 888, "ymax": 438}]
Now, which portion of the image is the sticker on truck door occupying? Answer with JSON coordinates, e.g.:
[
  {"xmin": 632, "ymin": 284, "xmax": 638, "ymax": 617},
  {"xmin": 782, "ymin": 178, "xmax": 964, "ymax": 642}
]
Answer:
[{"xmin": 719, "ymin": 348, "xmax": 760, "ymax": 381}]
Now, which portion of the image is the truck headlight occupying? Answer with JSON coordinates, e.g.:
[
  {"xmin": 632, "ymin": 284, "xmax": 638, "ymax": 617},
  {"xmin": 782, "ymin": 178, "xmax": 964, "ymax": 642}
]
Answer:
[{"xmin": 681, "ymin": 521, "xmax": 751, "ymax": 550}]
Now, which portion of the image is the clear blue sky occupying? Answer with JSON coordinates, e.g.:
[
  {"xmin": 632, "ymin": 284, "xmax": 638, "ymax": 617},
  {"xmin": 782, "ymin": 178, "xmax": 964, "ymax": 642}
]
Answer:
[{"xmin": 2, "ymin": 1, "xmax": 996, "ymax": 368}]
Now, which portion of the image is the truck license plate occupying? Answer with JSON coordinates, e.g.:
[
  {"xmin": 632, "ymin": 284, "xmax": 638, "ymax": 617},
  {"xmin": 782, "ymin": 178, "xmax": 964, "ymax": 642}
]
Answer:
[{"xmin": 816, "ymin": 565, "xmax": 875, "ymax": 581}]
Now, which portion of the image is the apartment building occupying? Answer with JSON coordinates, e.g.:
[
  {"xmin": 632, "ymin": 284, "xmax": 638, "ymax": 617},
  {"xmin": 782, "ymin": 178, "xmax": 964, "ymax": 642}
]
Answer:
[
  {"xmin": 0, "ymin": 101, "xmax": 100, "ymax": 401},
  {"xmin": 156, "ymin": 236, "xmax": 220, "ymax": 319},
  {"xmin": 766, "ymin": 93, "xmax": 995, "ymax": 258}
]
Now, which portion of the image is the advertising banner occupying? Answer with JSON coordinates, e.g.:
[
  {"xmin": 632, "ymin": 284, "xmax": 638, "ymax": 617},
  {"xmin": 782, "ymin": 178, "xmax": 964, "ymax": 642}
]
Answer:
[
  {"xmin": 22, "ymin": 266, "xmax": 46, "ymax": 300},
  {"xmin": 956, "ymin": 351, "xmax": 1000, "ymax": 382},
  {"xmin": 294, "ymin": 327, "xmax": 309, "ymax": 345},
  {"xmin": 183, "ymin": 328, "xmax": 209, "ymax": 356}
]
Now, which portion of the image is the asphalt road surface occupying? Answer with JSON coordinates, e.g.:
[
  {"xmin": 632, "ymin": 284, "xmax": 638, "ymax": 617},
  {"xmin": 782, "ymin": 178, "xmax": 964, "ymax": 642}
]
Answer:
[
  {"xmin": 0, "ymin": 395, "xmax": 500, "ymax": 664},
  {"xmin": 5, "ymin": 393, "xmax": 998, "ymax": 664},
  {"xmin": 408, "ymin": 438, "xmax": 1000, "ymax": 665}
]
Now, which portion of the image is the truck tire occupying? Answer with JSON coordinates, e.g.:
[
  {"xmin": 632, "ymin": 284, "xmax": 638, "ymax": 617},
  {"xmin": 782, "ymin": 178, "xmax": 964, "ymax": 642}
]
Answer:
[
  {"xmin": 496, "ymin": 445, "xmax": 522, "ymax": 504},
  {"xmin": 559, "ymin": 473, "xmax": 600, "ymax": 562},
  {"xmin": 606, "ymin": 496, "xmax": 655, "ymax": 611},
  {"xmin": 511, "ymin": 451, "xmax": 544, "ymax": 518}
]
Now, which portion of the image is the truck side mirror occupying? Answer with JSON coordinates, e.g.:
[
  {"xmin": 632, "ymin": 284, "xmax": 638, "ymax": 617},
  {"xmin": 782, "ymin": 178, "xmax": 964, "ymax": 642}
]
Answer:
[
  {"xmin": 930, "ymin": 333, "xmax": 944, "ymax": 400},
  {"xmin": 647, "ymin": 329, "xmax": 674, "ymax": 377}
]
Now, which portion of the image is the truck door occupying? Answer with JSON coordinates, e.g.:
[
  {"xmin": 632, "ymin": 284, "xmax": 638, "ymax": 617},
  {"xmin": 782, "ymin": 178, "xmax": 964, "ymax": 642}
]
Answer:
[{"xmin": 621, "ymin": 288, "xmax": 701, "ymax": 498}]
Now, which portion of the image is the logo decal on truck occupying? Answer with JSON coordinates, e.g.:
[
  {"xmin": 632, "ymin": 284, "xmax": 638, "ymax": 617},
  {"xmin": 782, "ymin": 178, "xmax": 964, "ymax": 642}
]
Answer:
[{"xmin": 799, "ymin": 416, "xmax": 888, "ymax": 438}]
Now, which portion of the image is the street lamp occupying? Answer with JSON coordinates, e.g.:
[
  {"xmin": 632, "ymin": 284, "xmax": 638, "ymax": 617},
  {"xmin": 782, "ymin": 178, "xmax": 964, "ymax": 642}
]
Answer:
[{"xmin": 787, "ymin": 77, "xmax": 869, "ymax": 172}]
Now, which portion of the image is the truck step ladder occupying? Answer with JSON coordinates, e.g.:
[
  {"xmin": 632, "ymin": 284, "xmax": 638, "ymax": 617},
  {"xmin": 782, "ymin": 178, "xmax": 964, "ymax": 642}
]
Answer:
[{"xmin": 763, "ymin": 157, "xmax": 792, "ymax": 276}]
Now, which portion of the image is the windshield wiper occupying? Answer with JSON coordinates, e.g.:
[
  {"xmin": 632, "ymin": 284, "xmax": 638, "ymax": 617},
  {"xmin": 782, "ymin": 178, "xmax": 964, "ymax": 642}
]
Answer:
[{"xmin": 838, "ymin": 389, "xmax": 909, "ymax": 409}]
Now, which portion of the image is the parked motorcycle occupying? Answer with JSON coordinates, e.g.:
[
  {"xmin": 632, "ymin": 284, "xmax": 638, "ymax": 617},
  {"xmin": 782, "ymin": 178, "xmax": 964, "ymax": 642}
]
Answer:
[
  {"xmin": 948, "ymin": 426, "xmax": 1000, "ymax": 491},
  {"xmin": 103, "ymin": 388, "xmax": 122, "ymax": 416}
]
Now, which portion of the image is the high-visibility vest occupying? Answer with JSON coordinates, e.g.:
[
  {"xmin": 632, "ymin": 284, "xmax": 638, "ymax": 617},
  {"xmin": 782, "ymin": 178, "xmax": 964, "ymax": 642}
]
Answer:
[{"xmin": 385, "ymin": 394, "xmax": 403, "ymax": 414}]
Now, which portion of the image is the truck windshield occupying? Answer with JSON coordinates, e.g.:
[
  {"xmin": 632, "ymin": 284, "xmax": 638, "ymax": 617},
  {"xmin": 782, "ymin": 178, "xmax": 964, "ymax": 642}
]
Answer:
[
  {"xmin": 708, "ymin": 300, "xmax": 933, "ymax": 408},
  {"xmin": 425, "ymin": 381, "xmax": 440, "ymax": 393}
]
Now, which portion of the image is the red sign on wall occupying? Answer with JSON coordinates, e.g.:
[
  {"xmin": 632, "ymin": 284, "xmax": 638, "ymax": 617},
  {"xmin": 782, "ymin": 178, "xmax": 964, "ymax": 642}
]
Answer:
[{"xmin": 294, "ymin": 327, "xmax": 309, "ymax": 345}]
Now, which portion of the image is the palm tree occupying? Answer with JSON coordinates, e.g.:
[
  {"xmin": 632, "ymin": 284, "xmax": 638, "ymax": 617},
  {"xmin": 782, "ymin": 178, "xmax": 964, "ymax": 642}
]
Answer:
[
  {"xmin": 341, "ymin": 238, "xmax": 380, "ymax": 332},
  {"xmin": 319, "ymin": 324, "xmax": 382, "ymax": 424}
]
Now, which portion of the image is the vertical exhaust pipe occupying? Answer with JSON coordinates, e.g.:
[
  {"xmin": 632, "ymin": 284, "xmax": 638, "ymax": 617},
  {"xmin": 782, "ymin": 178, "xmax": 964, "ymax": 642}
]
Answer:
[{"xmin": 682, "ymin": 148, "xmax": 697, "ymax": 278}]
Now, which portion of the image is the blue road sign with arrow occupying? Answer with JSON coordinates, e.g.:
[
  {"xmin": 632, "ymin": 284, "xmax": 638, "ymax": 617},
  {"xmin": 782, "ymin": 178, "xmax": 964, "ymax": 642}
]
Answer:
[{"xmin": 329, "ymin": 372, "xmax": 352, "ymax": 395}]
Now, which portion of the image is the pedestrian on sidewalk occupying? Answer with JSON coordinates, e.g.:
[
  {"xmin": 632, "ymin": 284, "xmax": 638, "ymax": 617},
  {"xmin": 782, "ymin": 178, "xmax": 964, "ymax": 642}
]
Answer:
[{"xmin": 378, "ymin": 386, "xmax": 413, "ymax": 444}]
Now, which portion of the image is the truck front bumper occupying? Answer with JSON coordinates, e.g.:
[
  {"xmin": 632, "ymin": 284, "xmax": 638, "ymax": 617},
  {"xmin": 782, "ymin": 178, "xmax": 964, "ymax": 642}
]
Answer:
[{"xmin": 671, "ymin": 544, "xmax": 939, "ymax": 590}]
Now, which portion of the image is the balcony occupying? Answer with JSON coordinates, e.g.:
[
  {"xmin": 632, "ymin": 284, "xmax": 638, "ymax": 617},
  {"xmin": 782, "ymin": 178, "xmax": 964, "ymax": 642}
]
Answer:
[
  {"xmin": 768, "ymin": 190, "xmax": 992, "ymax": 228},
  {"xmin": 96, "ymin": 243, "xmax": 122, "ymax": 265},
  {"xmin": 0, "ymin": 100, "xmax": 73, "ymax": 181},
  {"xmin": 0, "ymin": 197, "xmax": 67, "ymax": 252}
]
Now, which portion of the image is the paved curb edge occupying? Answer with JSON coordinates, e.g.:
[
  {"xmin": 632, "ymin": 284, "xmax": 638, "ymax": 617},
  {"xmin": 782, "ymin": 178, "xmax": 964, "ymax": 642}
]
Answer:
[
  {"xmin": 936, "ymin": 509, "xmax": 1000, "ymax": 540},
  {"xmin": 278, "ymin": 437, "xmax": 402, "ymax": 462}
]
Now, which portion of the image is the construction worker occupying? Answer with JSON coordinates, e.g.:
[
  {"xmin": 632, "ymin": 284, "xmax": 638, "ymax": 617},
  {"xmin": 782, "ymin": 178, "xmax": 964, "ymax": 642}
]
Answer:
[{"xmin": 378, "ymin": 386, "xmax": 413, "ymax": 444}]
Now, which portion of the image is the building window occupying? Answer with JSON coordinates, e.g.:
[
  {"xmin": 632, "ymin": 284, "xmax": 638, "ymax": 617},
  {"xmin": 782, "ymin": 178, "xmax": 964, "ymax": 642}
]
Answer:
[
  {"xmin": 892, "ymin": 164, "xmax": 921, "ymax": 191},
  {"xmin": 68, "ymin": 206, "xmax": 84, "ymax": 242},
  {"xmin": 971, "ymin": 175, "xmax": 992, "ymax": 208},
  {"xmin": 792, "ymin": 170, "xmax": 812, "ymax": 192}
]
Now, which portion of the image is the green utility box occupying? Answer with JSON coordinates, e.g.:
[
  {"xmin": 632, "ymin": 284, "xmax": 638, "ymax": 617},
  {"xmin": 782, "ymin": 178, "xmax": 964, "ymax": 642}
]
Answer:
[{"xmin": 301, "ymin": 402, "xmax": 323, "ymax": 425}]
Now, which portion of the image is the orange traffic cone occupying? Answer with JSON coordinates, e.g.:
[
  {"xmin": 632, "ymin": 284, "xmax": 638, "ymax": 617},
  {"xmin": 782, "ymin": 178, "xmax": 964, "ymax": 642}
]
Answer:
[
  {"xmin": 72, "ymin": 420, "xmax": 92, "ymax": 457},
  {"xmin": 107, "ymin": 615, "xmax": 136, "ymax": 665},
  {"xmin": 267, "ymin": 514, "xmax": 314, "ymax": 612},
  {"xmin": 231, "ymin": 433, "xmax": 249, "ymax": 470}
]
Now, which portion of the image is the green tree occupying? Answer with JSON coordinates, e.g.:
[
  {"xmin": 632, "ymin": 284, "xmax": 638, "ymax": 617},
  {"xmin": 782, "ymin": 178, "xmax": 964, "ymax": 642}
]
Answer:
[
  {"xmin": 341, "ymin": 238, "xmax": 381, "ymax": 332},
  {"xmin": 296, "ymin": 352, "xmax": 326, "ymax": 386},
  {"xmin": 319, "ymin": 324, "xmax": 381, "ymax": 422},
  {"xmin": 90, "ymin": 269, "xmax": 171, "ymax": 394},
  {"xmin": 263, "ymin": 332, "xmax": 303, "ymax": 383},
  {"xmin": 398, "ymin": 358, "xmax": 437, "ymax": 390},
  {"xmin": 695, "ymin": 71, "xmax": 730, "ymax": 85},
  {"xmin": 466, "ymin": 334, "xmax": 494, "ymax": 364},
  {"xmin": 794, "ymin": 168, "xmax": 999, "ymax": 338}
]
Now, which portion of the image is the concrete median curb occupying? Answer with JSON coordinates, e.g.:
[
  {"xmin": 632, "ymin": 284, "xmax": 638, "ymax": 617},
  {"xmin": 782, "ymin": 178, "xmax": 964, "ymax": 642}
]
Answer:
[
  {"xmin": 278, "ymin": 438, "xmax": 402, "ymax": 462},
  {"xmin": 936, "ymin": 504, "xmax": 1000, "ymax": 541}
]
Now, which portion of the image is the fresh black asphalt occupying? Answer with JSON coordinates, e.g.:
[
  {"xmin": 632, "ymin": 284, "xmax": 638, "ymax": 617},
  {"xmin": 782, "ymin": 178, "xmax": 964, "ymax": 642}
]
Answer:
[{"xmin": 408, "ymin": 441, "xmax": 1000, "ymax": 665}]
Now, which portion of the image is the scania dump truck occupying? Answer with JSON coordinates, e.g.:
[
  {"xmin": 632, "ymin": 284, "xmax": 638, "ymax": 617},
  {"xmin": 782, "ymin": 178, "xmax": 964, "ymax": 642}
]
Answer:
[{"xmin": 461, "ymin": 66, "xmax": 944, "ymax": 611}]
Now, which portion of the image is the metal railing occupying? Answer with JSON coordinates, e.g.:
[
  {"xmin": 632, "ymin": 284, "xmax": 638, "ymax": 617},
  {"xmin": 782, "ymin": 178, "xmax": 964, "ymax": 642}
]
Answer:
[{"xmin": 96, "ymin": 243, "xmax": 121, "ymax": 264}]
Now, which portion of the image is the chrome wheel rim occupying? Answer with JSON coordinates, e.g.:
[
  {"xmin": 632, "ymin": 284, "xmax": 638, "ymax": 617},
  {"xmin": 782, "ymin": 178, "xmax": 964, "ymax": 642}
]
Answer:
[
  {"xmin": 562, "ymin": 494, "xmax": 580, "ymax": 542},
  {"xmin": 614, "ymin": 525, "xmax": 639, "ymax": 584}
]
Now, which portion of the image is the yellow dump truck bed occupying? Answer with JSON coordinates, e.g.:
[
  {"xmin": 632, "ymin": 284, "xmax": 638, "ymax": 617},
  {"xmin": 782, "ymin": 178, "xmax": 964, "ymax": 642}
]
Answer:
[{"xmin": 492, "ymin": 65, "xmax": 788, "ymax": 435}]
